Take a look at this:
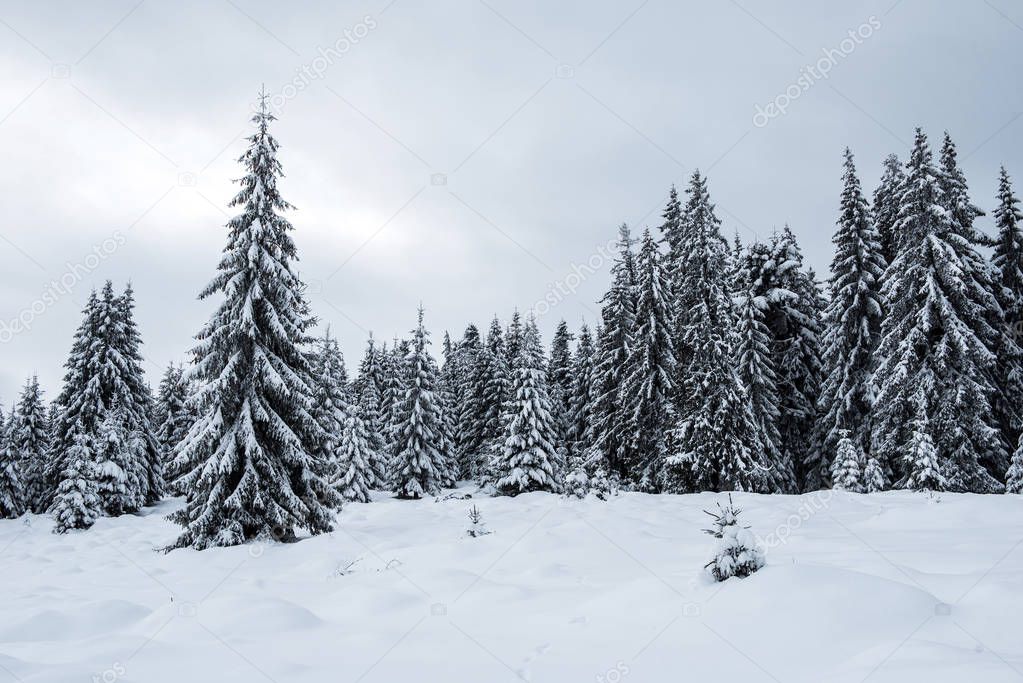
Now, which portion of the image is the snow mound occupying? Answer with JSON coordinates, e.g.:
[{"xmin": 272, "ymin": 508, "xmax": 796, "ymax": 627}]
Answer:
[
  {"xmin": 200, "ymin": 596, "xmax": 324, "ymax": 634},
  {"xmin": 0, "ymin": 599, "xmax": 152, "ymax": 642},
  {"xmin": 701, "ymin": 564, "xmax": 940, "ymax": 681}
]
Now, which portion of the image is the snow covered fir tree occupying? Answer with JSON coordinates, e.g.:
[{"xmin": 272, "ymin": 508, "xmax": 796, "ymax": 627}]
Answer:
[
  {"xmin": 703, "ymin": 495, "xmax": 765, "ymax": 581},
  {"xmin": 872, "ymin": 130, "xmax": 1003, "ymax": 493},
  {"xmin": 662, "ymin": 171, "xmax": 763, "ymax": 494},
  {"xmin": 621, "ymin": 228, "xmax": 676, "ymax": 486},
  {"xmin": 832, "ymin": 431, "xmax": 865, "ymax": 493},
  {"xmin": 10, "ymin": 376, "xmax": 49, "ymax": 513},
  {"xmin": 389, "ymin": 305, "xmax": 447, "ymax": 499},
  {"xmin": 4, "ymin": 88, "xmax": 1023, "ymax": 548},
  {"xmin": 492, "ymin": 319, "xmax": 563, "ymax": 495},
  {"xmin": 0, "ymin": 407, "xmax": 25, "ymax": 518},
  {"xmin": 818, "ymin": 149, "xmax": 886, "ymax": 482},
  {"xmin": 154, "ymin": 363, "xmax": 193, "ymax": 494},
  {"xmin": 43, "ymin": 280, "xmax": 162, "ymax": 532},
  {"xmin": 168, "ymin": 92, "xmax": 338, "ymax": 548}
]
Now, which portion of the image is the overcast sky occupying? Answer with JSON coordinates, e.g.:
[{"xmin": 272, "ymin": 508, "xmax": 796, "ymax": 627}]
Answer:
[{"xmin": 0, "ymin": 0, "xmax": 1021, "ymax": 401}]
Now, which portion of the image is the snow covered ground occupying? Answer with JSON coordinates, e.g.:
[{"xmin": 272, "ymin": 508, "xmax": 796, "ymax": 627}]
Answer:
[{"xmin": 0, "ymin": 489, "xmax": 1021, "ymax": 682}]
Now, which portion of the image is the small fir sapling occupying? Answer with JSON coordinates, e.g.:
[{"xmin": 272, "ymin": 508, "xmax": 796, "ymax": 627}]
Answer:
[
  {"xmin": 703, "ymin": 494, "xmax": 765, "ymax": 582},
  {"xmin": 466, "ymin": 504, "xmax": 491, "ymax": 537},
  {"xmin": 563, "ymin": 448, "xmax": 616, "ymax": 500},
  {"xmin": 589, "ymin": 466, "xmax": 614, "ymax": 500},
  {"xmin": 863, "ymin": 457, "xmax": 887, "ymax": 493},
  {"xmin": 50, "ymin": 432, "xmax": 102, "ymax": 533},
  {"xmin": 0, "ymin": 439, "xmax": 24, "ymax": 519},
  {"xmin": 564, "ymin": 466, "xmax": 589, "ymax": 499},
  {"xmin": 1006, "ymin": 435, "xmax": 1023, "ymax": 494},
  {"xmin": 904, "ymin": 409, "xmax": 946, "ymax": 493},
  {"xmin": 831, "ymin": 431, "xmax": 865, "ymax": 492}
]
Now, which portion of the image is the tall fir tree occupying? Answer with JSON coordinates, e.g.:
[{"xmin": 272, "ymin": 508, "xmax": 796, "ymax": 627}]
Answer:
[
  {"xmin": 590, "ymin": 224, "xmax": 637, "ymax": 478},
  {"xmin": 46, "ymin": 401, "xmax": 60, "ymax": 478},
  {"xmin": 620, "ymin": 229, "xmax": 676, "ymax": 485},
  {"xmin": 817, "ymin": 148, "xmax": 886, "ymax": 483},
  {"xmin": 11, "ymin": 375, "xmax": 49, "ymax": 513},
  {"xmin": 453, "ymin": 324, "xmax": 484, "ymax": 475},
  {"xmin": 94, "ymin": 401, "xmax": 143, "ymax": 516},
  {"xmin": 309, "ymin": 330, "xmax": 351, "ymax": 491},
  {"xmin": 938, "ymin": 132, "xmax": 990, "ymax": 246},
  {"xmin": 390, "ymin": 306, "xmax": 447, "ymax": 498},
  {"xmin": 991, "ymin": 166, "xmax": 1023, "ymax": 458},
  {"xmin": 356, "ymin": 369, "xmax": 388, "ymax": 490},
  {"xmin": 504, "ymin": 310, "xmax": 524, "ymax": 367},
  {"xmin": 478, "ymin": 317, "xmax": 511, "ymax": 477},
  {"xmin": 873, "ymin": 153, "xmax": 905, "ymax": 265},
  {"xmin": 738, "ymin": 240, "xmax": 797, "ymax": 491},
  {"xmin": 872, "ymin": 129, "xmax": 1001, "ymax": 493},
  {"xmin": 381, "ymin": 339, "xmax": 410, "ymax": 459},
  {"xmin": 432, "ymin": 341, "xmax": 458, "ymax": 488},
  {"xmin": 48, "ymin": 282, "xmax": 159, "ymax": 513},
  {"xmin": 0, "ymin": 408, "xmax": 24, "ymax": 518},
  {"xmin": 169, "ymin": 93, "xmax": 338, "ymax": 549},
  {"xmin": 50, "ymin": 430, "xmax": 101, "ymax": 533},
  {"xmin": 155, "ymin": 363, "xmax": 193, "ymax": 494},
  {"xmin": 354, "ymin": 334, "xmax": 388, "ymax": 488},
  {"xmin": 547, "ymin": 320, "xmax": 574, "ymax": 439},
  {"xmin": 493, "ymin": 320, "xmax": 563, "ymax": 495},
  {"xmin": 115, "ymin": 283, "xmax": 164, "ymax": 504},
  {"xmin": 94, "ymin": 282, "xmax": 152, "ymax": 509},
  {"xmin": 353, "ymin": 333, "xmax": 382, "ymax": 399},
  {"xmin": 659, "ymin": 185, "xmax": 692, "ymax": 375},
  {"xmin": 662, "ymin": 171, "xmax": 763, "ymax": 493},
  {"xmin": 439, "ymin": 331, "xmax": 460, "ymax": 423},
  {"xmin": 46, "ymin": 290, "xmax": 107, "ymax": 510},
  {"xmin": 938, "ymin": 133, "xmax": 1006, "ymax": 481},
  {"xmin": 313, "ymin": 330, "xmax": 351, "ymax": 409},
  {"xmin": 566, "ymin": 322, "xmax": 597, "ymax": 464},
  {"xmin": 376, "ymin": 341, "xmax": 394, "ymax": 446},
  {"xmin": 729, "ymin": 232, "xmax": 746, "ymax": 291},
  {"xmin": 734, "ymin": 274, "xmax": 783, "ymax": 491},
  {"xmin": 333, "ymin": 406, "xmax": 375, "ymax": 503},
  {"xmin": 659, "ymin": 184, "xmax": 685, "ymax": 269},
  {"xmin": 770, "ymin": 227, "xmax": 822, "ymax": 492}
]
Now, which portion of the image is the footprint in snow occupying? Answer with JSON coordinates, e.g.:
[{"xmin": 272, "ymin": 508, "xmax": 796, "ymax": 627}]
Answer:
[{"xmin": 517, "ymin": 642, "xmax": 552, "ymax": 681}]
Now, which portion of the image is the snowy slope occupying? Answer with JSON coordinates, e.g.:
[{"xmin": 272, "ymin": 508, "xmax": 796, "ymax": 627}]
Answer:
[{"xmin": 0, "ymin": 489, "xmax": 1021, "ymax": 682}]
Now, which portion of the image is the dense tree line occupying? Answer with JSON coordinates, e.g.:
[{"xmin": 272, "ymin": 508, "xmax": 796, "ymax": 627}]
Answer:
[{"xmin": 2, "ymin": 96, "xmax": 1022, "ymax": 548}]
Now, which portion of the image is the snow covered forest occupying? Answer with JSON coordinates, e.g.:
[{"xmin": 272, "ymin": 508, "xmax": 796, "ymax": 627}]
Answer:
[{"xmin": 1, "ymin": 92, "xmax": 1021, "ymax": 549}]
